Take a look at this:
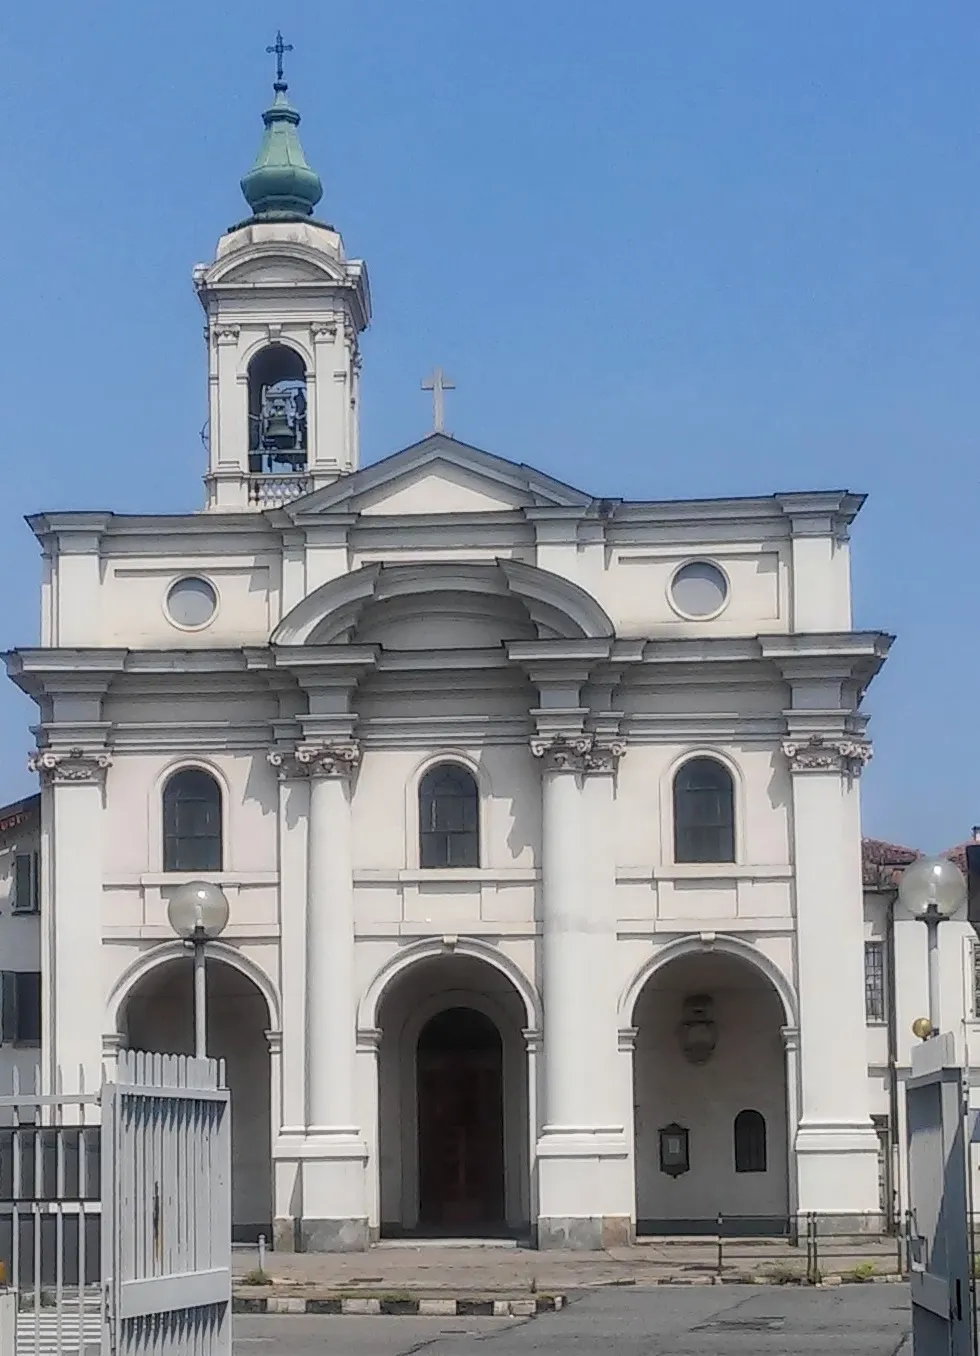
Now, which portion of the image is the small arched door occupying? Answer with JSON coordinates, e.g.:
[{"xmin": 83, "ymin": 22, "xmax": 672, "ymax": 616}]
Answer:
[{"xmin": 417, "ymin": 1007, "xmax": 504, "ymax": 1228}]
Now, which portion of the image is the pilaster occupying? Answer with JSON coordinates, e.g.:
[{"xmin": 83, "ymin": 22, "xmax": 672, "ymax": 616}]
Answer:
[
  {"xmin": 271, "ymin": 736, "xmax": 368, "ymax": 1251},
  {"xmin": 783, "ymin": 734, "xmax": 880, "ymax": 1221},
  {"xmin": 530, "ymin": 724, "xmax": 631, "ymax": 1250},
  {"xmin": 29, "ymin": 746, "xmax": 112, "ymax": 1112}
]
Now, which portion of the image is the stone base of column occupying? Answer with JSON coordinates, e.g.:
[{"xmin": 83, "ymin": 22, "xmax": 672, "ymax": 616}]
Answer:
[
  {"xmin": 299, "ymin": 1216, "xmax": 370, "ymax": 1252},
  {"xmin": 296, "ymin": 1131, "xmax": 370, "ymax": 1253},
  {"xmin": 795, "ymin": 1121, "xmax": 882, "ymax": 1217},
  {"xmin": 272, "ymin": 1216, "xmax": 298, "ymax": 1252},
  {"xmin": 536, "ymin": 1126, "xmax": 632, "ymax": 1251},
  {"xmin": 537, "ymin": 1215, "xmax": 632, "ymax": 1250}
]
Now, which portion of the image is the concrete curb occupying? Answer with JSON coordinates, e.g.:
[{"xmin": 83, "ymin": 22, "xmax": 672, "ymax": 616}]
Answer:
[
  {"xmin": 232, "ymin": 1273, "xmax": 908, "ymax": 1314},
  {"xmin": 232, "ymin": 1293, "xmax": 566, "ymax": 1317}
]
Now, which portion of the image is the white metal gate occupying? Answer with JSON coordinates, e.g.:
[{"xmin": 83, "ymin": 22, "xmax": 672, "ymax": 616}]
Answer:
[
  {"xmin": 101, "ymin": 1052, "xmax": 231, "ymax": 1356},
  {"xmin": 906, "ymin": 1032, "xmax": 974, "ymax": 1356}
]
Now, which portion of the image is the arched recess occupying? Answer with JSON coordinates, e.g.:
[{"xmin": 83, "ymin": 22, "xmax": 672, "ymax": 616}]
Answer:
[
  {"xmin": 111, "ymin": 944, "xmax": 279, "ymax": 1244},
  {"xmin": 107, "ymin": 939, "xmax": 281, "ymax": 1036},
  {"xmin": 359, "ymin": 937, "xmax": 541, "ymax": 1035},
  {"xmin": 623, "ymin": 936, "xmax": 794, "ymax": 1235},
  {"xmin": 270, "ymin": 559, "xmax": 614, "ymax": 647},
  {"xmin": 245, "ymin": 343, "xmax": 308, "ymax": 473},
  {"xmin": 373, "ymin": 956, "xmax": 532, "ymax": 1237},
  {"xmin": 618, "ymin": 933, "xmax": 797, "ymax": 1031}
]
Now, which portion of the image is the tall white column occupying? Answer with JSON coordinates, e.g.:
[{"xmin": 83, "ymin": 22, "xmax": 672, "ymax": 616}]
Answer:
[
  {"xmin": 296, "ymin": 741, "xmax": 368, "ymax": 1251},
  {"xmin": 266, "ymin": 752, "xmax": 309, "ymax": 1250},
  {"xmin": 783, "ymin": 735, "xmax": 880, "ymax": 1223},
  {"xmin": 532, "ymin": 736, "xmax": 631, "ymax": 1250},
  {"xmin": 30, "ymin": 749, "xmax": 111, "ymax": 1119}
]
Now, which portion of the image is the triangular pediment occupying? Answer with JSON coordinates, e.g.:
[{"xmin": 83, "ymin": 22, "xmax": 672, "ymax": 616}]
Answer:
[{"xmin": 284, "ymin": 434, "xmax": 594, "ymax": 520}]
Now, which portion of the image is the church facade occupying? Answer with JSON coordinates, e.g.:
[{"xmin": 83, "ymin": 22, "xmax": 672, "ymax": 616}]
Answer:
[{"xmin": 3, "ymin": 63, "xmax": 910, "ymax": 1250}]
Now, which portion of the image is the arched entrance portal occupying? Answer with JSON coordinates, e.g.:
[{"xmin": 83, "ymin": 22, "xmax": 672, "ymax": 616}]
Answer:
[
  {"xmin": 632, "ymin": 949, "xmax": 789, "ymax": 1235},
  {"xmin": 377, "ymin": 956, "xmax": 529, "ymax": 1238},
  {"xmin": 120, "ymin": 957, "xmax": 272, "ymax": 1242}
]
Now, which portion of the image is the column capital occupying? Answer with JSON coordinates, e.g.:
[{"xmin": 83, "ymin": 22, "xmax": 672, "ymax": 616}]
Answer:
[
  {"xmin": 781, "ymin": 735, "xmax": 872, "ymax": 777},
  {"xmin": 29, "ymin": 746, "xmax": 112, "ymax": 786},
  {"xmin": 530, "ymin": 734, "xmax": 591, "ymax": 773},
  {"xmin": 530, "ymin": 734, "xmax": 626, "ymax": 775},
  {"xmin": 268, "ymin": 742, "xmax": 362, "ymax": 781}
]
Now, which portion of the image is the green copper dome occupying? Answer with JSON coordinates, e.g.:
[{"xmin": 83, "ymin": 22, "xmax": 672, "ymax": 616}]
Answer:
[{"xmin": 240, "ymin": 82, "xmax": 323, "ymax": 220}]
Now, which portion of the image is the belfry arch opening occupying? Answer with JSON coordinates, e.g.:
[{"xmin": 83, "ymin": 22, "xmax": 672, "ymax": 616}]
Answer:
[
  {"xmin": 631, "ymin": 949, "xmax": 789, "ymax": 1235},
  {"xmin": 376, "ymin": 955, "xmax": 530, "ymax": 1239},
  {"xmin": 118, "ymin": 956, "xmax": 272, "ymax": 1242},
  {"xmin": 247, "ymin": 344, "xmax": 308, "ymax": 474}
]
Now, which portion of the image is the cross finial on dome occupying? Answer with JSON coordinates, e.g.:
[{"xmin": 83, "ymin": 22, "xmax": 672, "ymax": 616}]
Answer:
[
  {"xmin": 266, "ymin": 30, "xmax": 293, "ymax": 91},
  {"xmin": 240, "ymin": 33, "xmax": 323, "ymax": 221}
]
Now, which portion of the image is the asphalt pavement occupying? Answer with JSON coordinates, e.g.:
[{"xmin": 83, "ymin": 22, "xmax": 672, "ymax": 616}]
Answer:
[{"xmin": 232, "ymin": 1283, "xmax": 913, "ymax": 1355}]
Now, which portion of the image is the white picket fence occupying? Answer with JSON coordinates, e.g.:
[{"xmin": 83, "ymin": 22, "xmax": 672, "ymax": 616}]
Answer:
[{"xmin": 0, "ymin": 1053, "xmax": 231, "ymax": 1356}]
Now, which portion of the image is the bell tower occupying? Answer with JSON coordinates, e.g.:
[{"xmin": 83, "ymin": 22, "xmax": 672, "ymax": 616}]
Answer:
[{"xmin": 193, "ymin": 36, "xmax": 371, "ymax": 512}]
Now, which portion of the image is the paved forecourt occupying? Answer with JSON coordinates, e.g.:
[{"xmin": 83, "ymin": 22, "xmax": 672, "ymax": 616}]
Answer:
[{"xmin": 232, "ymin": 1283, "xmax": 912, "ymax": 1356}]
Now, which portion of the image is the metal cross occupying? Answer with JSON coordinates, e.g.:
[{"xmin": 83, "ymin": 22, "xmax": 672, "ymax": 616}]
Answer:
[
  {"xmin": 422, "ymin": 367, "xmax": 456, "ymax": 434},
  {"xmin": 267, "ymin": 31, "xmax": 293, "ymax": 86}
]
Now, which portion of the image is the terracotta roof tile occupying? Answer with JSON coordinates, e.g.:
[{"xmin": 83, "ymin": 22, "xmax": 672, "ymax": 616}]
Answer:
[{"xmin": 862, "ymin": 837, "xmax": 921, "ymax": 888}]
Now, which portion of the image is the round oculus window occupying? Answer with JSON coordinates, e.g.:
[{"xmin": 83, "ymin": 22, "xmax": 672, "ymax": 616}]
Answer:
[
  {"xmin": 669, "ymin": 561, "xmax": 729, "ymax": 618},
  {"xmin": 166, "ymin": 576, "xmax": 218, "ymax": 629}
]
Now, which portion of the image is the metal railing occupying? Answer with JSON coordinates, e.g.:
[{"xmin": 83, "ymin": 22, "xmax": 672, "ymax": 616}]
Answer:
[
  {"xmin": 0, "ymin": 1066, "xmax": 101, "ymax": 1355},
  {"xmin": 708, "ymin": 1212, "xmax": 914, "ymax": 1284}
]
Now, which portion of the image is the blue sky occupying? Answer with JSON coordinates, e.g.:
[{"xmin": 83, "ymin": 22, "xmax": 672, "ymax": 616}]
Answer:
[{"xmin": 0, "ymin": 2, "xmax": 976, "ymax": 850}]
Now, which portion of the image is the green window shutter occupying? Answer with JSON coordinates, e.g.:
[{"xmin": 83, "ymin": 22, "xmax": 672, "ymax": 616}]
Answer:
[
  {"xmin": 1, "ymin": 973, "xmax": 16, "ymax": 1043},
  {"xmin": 13, "ymin": 855, "xmax": 32, "ymax": 913}
]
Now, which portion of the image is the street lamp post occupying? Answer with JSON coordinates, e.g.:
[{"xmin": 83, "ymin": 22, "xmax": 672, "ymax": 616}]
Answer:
[
  {"xmin": 898, "ymin": 855, "xmax": 967, "ymax": 1039},
  {"xmin": 167, "ymin": 880, "xmax": 230, "ymax": 1059}
]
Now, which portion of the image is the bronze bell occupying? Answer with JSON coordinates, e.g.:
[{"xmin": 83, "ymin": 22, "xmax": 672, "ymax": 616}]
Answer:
[{"xmin": 260, "ymin": 389, "xmax": 295, "ymax": 449}]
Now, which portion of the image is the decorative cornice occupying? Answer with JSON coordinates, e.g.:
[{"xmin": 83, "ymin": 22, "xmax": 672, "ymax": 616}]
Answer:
[
  {"xmin": 267, "ymin": 741, "xmax": 361, "ymax": 781},
  {"xmin": 28, "ymin": 747, "xmax": 112, "ymax": 786},
  {"xmin": 529, "ymin": 734, "xmax": 626, "ymax": 775},
  {"xmin": 781, "ymin": 735, "xmax": 872, "ymax": 777}
]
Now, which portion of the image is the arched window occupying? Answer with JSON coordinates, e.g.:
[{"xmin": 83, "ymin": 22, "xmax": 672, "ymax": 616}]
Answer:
[
  {"xmin": 734, "ymin": 1109, "xmax": 767, "ymax": 1173},
  {"xmin": 673, "ymin": 757, "xmax": 735, "ymax": 863},
  {"xmin": 419, "ymin": 764, "xmax": 479, "ymax": 869},
  {"xmin": 163, "ymin": 769, "xmax": 223, "ymax": 872}
]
